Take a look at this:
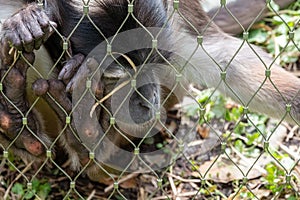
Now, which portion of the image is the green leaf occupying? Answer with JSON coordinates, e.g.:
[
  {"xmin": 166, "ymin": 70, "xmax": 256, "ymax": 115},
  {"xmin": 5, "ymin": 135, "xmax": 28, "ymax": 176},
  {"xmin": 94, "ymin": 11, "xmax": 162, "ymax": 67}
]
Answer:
[
  {"xmin": 275, "ymin": 35, "xmax": 288, "ymax": 48},
  {"xmin": 246, "ymin": 132, "xmax": 260, "ymax": 145},
  {"xmin": 268, "ymin": 1, "xmax": 280, "ymax": 12},
  {"xmin": 272, "ymin": 14, "xmax": 293, "ymax": 25},
  {"xmin": 32, "ymin": 179, "xmax": 40, "ymax": 190},
  {"xmin": 11, "ymin": 183, "xmax": 24, "ymax": 196},
  {"xmin": 287, "ymin": 196, "xmax": 297, "ymax": 200},
  {"xmin": 248, "ymin": 29, "xmax": 268, "ymax": 44},
  {"xmin": 276, "ymin": 24, "xmax": 288, "ymax": 35},
  {"xmin": 37, "ymin": 183, "xmax": 51, "ymax": 199},
  {"xmin": 234, "ymin": 140, "xmax": 245, "ymax": 152},
  {"xmin": 183, "ymin": 103, "xmax": 199, "ymax": 117},
  {"xmin": 24, "ymin": 190, "xmax": 35, "ymax": 199}
]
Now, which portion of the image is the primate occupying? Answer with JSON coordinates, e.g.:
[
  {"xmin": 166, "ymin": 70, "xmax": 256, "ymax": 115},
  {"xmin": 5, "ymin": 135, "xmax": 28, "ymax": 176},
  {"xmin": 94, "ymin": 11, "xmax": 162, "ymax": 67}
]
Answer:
[
  {"xmin": 0, "ymin": 0, "xmax": 174, "ymax": 180},
  {"xmin": 0, "ymin": 0, "xmax": 300, "ymax": 182}
]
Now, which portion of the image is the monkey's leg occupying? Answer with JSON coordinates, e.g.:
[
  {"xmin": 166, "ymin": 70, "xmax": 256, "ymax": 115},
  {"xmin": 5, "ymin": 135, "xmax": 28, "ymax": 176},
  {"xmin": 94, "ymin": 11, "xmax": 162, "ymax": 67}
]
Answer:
[
  {"xmin": 56, "ymin": 58, "xmax": 130, "ymax": 181},
  {"xmin": 0, "ymin": 53, "xmax": 51, "ymax": 158},
  {"xmin": 0, "ymin": 1, "xmax": 58, "ymax": 160}
]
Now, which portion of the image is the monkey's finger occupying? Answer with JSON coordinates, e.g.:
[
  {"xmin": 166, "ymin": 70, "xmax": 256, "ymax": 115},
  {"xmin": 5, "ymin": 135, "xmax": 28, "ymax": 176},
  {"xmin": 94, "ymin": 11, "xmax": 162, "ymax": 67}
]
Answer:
[
  {"xmin": 24, "ymin": 12, "xmax": 44, "ymax": 50},
  {"xmin": 30, "ymin": 9, "xmax": 56, "ymax": 47},
  {"xmin": 65, "ymin": 57, "xmax": 100, "ymax": 92},
  {"xmin": 33, "ymin": 9, "xmax": 57, "ymax": 43},
  {"xmin": 0, "ymin": 37, "xmax": 14, "ymax": 66},
  {"xmin": 0, "ymin": 110, "xmax": 17, "ymax": 139},
  {"xmin": 14, "ymin": 14, "xmax": 34, "ymax": 52},
  {"xmin": 42, "ymin": 21, "xmax": 57, "ymax": 44},
  {"xmin": 58, "ymin": 53, "xmax": 85, "ymax": 81},
  {"xmin": 3, "ymin": 29, "xmax": 23, "ymax": 52},
  {"xmin": 4, "ymin": 68, "xmax": 26, "ymax": 101},
  {"xmin": 1, "ymin": 17, "xmax": 23, "ymax": 51},
  {"xmin": 66, "ymin": 79, "xmax": 75, "ymax": 93},
  {"xmin": 4, "ymin": 127, "xmax": 46, "ymax": 157},
  {"xmin": 0, "ymin": 133, "xmax": 45, "ymax": 164},
  {"xmin": 48, "ymin": 79, "xmax": 72, "ymax": 112},
  {"xmin": 0, "ymin": 107, "xmax": 30, "ymax": 145},
  {"xmin": 32, "ymin": 78, "xmax": 49, "ymax": 96},
  {"xmin": 33, "ymin": 8, "xmax": 51, "ymax": 30},
  {"xmin": 32, "ymin": 79, "xmax": 72, "ymax": 119}
]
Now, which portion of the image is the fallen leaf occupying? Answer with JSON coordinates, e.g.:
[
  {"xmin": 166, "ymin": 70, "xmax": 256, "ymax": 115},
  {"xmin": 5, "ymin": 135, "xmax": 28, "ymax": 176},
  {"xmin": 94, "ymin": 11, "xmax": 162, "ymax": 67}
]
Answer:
[{"xmin": 197, "ymin": 124, "xmax": 210, "ymax": 139}]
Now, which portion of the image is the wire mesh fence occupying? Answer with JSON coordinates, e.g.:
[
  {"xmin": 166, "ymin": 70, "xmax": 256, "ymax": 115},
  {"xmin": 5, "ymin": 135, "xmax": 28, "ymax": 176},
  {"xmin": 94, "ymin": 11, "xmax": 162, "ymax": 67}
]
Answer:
[{"xmin": 0, "ymin": 0, "xmax": 300, "ymax": 199}]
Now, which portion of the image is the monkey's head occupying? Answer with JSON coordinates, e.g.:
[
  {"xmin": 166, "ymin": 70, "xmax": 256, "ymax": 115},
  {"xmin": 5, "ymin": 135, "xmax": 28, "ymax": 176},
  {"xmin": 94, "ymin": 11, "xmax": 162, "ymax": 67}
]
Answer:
[
  {"xmin": 56, "ymin": 0, "xmax": 174, "ymax": 175},
  {"xmin": 69, "ymin": 27, "xmax": 174, "ymax": 175},
  {"xmin": 72, "ymin": 26, "xmax": 172, "ymax": 140}
]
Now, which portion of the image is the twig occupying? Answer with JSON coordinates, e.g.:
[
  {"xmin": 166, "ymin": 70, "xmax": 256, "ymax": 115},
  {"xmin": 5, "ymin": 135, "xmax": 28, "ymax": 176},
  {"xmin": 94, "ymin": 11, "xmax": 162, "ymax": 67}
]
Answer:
[
  {"xmin": 231, "ymin": 145, "xmax": 267, "ymax": 175},
  {"xmin": 285, "ymin": 125, "xmax": 298, "ymax": 142},
  {"xmin": 104, "ymin": 171, "xmax": 140, "ymax": 193},
  {"xmin": 90, "ymin": 52, "xmax": 137, "ymax": 117},
  {"xmin": 86, "ymin": 189, "xmax": 96, "ymax": 200},
  {"xmin": 168, "ymin": 174, "xmax": 177, "ymax": 198},
  {"xmin": 278, "ymin": 143, "xmax": 299, "ymax": 161},
  {"xmin": 166, "ymin": 173, "xmax": 201, "ymax": 183},
  {"xmin": 4, "ymin": 161, "xmax": 34, "ymax": 200}
]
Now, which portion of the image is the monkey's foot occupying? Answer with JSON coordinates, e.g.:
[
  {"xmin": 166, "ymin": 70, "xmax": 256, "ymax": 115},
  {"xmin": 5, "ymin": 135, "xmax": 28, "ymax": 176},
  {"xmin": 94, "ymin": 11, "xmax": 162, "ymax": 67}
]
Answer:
[{"xmin": 32, "ymin": 78, "xmax": 89, "ymax": 170}]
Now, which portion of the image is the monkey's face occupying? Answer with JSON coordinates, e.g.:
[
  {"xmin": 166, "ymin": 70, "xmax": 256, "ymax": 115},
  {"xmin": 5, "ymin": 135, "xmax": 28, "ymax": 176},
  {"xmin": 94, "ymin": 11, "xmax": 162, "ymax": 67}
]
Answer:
[{"xmin": 100, "ymin": 63, "xmax": 162, "ymax": 141}]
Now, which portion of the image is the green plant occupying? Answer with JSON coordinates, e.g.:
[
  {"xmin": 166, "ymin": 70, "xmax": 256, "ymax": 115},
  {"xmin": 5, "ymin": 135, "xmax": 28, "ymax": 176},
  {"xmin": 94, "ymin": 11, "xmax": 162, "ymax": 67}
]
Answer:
[
  {"xmin": 248, "ymin": 1, "xmax": 300, "ymax": 66},
  {"xmin": 11, "ymin": 179, "xmax": 51, "ymax": 199}
]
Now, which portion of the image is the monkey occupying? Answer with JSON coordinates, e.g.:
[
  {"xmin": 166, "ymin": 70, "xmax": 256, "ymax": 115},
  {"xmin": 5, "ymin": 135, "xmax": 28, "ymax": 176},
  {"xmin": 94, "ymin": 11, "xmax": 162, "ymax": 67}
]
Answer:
[
  {"xmin": 0, "ymin": 0, "xmax": 173, "ymax": 179},
  {"xmin": 0, "ymin": 0, "xmax": 300, "ymax": 183}
]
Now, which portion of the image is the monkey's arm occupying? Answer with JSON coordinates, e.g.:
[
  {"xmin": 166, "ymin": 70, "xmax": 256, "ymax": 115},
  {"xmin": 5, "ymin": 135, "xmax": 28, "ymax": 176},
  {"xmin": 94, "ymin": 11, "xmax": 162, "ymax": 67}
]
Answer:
[
  {"xmin": 175, "ymin": 0, "xmax": 300, "ymax": 123},
  {"xmin": 0, "ymin": 1, "xmax": 62, "ymax": 161},
  {"xmin": 177, "ymin": 33, "xmax": 300, "ymax": 123},
  {"xmin": 0, "ymin": 1, "xmax": 82, "ymax": 78},
  {"xmin": 207, "ymin": 0, "xmax": 295, "ymax": 35}
]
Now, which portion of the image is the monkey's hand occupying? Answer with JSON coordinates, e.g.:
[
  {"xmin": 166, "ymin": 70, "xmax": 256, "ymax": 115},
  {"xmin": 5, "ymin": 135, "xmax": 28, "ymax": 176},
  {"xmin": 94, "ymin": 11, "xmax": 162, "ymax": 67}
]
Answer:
[
  {"xmin": 0, "ymin": 3, "xmax": 57, "ymax": 66},
  {"xmin": 58, "ymin": 53, "xmax": 85, "ymax": 84},
  {"xmin": 0, "ymin": 53, "xmax": 51, "ymax": 161},
  {"xmin": 65, "ymin": 57, "xmax": 103, "ymax": 95}
]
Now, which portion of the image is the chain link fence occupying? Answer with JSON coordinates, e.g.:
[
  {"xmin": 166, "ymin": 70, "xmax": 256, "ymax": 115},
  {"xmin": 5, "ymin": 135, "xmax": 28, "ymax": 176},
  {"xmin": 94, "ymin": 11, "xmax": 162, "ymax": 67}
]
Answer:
[{"xmin": 0, "ymin": 0, "xmax": 300, "ymax": 199}]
